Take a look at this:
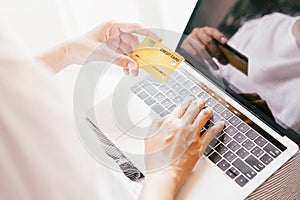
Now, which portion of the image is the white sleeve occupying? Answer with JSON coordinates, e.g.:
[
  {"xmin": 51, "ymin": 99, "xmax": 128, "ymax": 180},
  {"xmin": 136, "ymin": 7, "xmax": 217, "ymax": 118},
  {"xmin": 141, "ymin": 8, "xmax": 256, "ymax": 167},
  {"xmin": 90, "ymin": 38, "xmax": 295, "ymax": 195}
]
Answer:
[{"xmin": 0, "ymin": 25, "xmax": 140, "ymax": 200}]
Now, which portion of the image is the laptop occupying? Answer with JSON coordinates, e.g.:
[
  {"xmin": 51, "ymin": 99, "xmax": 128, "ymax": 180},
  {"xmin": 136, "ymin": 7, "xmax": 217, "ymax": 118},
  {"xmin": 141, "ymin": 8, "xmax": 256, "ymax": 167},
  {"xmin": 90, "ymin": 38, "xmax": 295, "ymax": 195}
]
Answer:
[{"xmin": 86, "ymin": 0, "xmax": 300, "ymax": 199}]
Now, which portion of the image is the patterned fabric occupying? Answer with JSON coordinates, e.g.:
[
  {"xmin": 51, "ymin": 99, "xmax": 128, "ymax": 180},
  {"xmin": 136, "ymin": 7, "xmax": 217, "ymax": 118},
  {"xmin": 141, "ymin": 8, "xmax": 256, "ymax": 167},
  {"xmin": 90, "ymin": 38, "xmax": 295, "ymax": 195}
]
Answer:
[
  {"xmin": 87, "ymin": 119, "xmax": 144, "ymax": 181},
  {"xmin": 246, "ymin": 151, "xmax": 300, "ymax": 200}
]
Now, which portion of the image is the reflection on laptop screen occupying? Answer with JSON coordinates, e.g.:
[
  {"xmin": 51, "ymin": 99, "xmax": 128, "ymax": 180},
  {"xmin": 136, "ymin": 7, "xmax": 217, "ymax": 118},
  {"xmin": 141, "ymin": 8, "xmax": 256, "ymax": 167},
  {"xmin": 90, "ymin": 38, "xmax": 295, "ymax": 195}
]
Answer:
[{"xmin": 177, "ymin": 0, "xmax": 300, "ymax": 142}]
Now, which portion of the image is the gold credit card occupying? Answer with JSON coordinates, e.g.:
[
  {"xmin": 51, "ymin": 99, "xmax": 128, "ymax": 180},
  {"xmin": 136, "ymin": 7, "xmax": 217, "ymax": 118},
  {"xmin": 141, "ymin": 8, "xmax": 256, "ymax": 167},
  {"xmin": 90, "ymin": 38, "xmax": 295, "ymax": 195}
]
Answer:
[
  {"xmin": 130, "ymin": 36, "xmax": 184, "ymax": 82},
  {"xmin": 214, "ymin": 39, "xmax": 248, "ymax": 75}
]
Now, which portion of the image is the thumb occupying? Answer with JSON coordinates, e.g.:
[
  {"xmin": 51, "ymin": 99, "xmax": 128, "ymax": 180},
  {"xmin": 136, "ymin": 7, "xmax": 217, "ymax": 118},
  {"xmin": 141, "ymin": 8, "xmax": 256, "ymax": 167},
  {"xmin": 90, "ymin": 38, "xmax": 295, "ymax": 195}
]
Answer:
[{"xmin": 113, "ymin": 54, "xmax": 139, "ymax": 76}]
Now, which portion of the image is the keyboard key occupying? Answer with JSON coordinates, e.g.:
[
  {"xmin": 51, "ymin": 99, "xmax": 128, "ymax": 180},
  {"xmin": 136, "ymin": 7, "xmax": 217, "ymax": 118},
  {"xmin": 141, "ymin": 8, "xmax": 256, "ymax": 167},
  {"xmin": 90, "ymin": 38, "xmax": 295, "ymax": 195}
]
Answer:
[
  {"xmin": 146, "ymin": 75, "xmax": 159, "ymax": 83},
  {"xmin": 206, "ymin": 97, "xmax": 217, "ymax": 107},
  {"xmin": 131, "ymin": 85, "xmax": 142, "ymax": 94},
  {"xmin": 171, "ymin": 70, "xmax": 179, "ymax": 77},
  {"xmin": 263, "ymin": 143, "xmax": 281, "ymax": 158},
  {"xmin": 166, "ymin": 77, "xmax": 176, "ymax": 86},
  {"xmin": 143, "ymin": 84, "xmax": 158, "ymax": 95},
  {"xmin": 242, "ymin": 139, "xmax": 255, "ymax": 150},
  {"xmin": 226, "ymin": 167, "xmax": 240, "ymax": 179},
  {"xmin": 233, "ymin": 132, "xmax": 247, "ymax": 143},
  {"xmin": 224, "ymin": 125, "xmax": 238, "ymax": 136},
  {"xmin": 217, "ymin": 159, "xmax": 230, "ymax": 171},
  {"xmin": 254, "ymin": 136, "xmax": 268, "ymax": 147},
  {"xmin": 224, "ymin": 151, "xmax": 237, "ymax": 162},
  {"xmin": 204, "ymin": 120, "xmax": 213, "ymax": 130},
  {"xmin": 161, "ymin": 98, "xmax": 173, "ymax": 108},
  {"xmin": 158, "ymin": 85, "xmax": 170, "ymax": 93},
  {"xmin": 211, "ymin": 113, "xmax": 221, "ymax": 123},
  {"xmin": 208, "ymin": 152, "xmax": 222, "ymax": 164},
  {"xmin": 166, "ymin": 90, "xmax": 176, "ymax": 99},
  {"xmin": 200, "ymin": 127, "xmax": 206, "ymax": 136},
  {"xmin": 171, "ymin": 83, "xmax": 183, "ymax": 92},
  {"xmin": 245, "ymin": 155, "xmax": 265, "ymax": 172},
  {"xmin": 178, "ymin": 88, "xmax": 190, "ymax": 97},
  {"xmin": 213, "ymin": 103, "xmax": 225, "ymax": 113},
  {"xmin": 183, "ymin": 80, "xmax": 194, "ymax": 89},
  {"xmin": 260, "ymin": 154, "xmax": 273, "ymax": 165},
  {"xmin": 209, "ymin": 137, "xmax": 219, "ymax": 148},
  {"xmin": 191, "ymin": 86, "xmax": 202, "ymax": 95},
  {"xmin": 228, "ymin": 116, "xmax": 242, "ymax": 126},
  {"xmin": 236, "ymin": 148, "xmax": 250, "ymax": 159},
  {"xmin": 237, "ymin": 122, "xmax": 250, "ymax": 133},
  {"xmin": 197, "ymin": 91, "xmax": 209, "ymax": 100},
  {"xmin": 233, "ymin": 158, "xmax": 257, "ymax": 180},
  {"xmin": 204, "ymin": 145, "xmax": 213, "ymax": 156},
  {"xmin": 235, "ymin": 175, "xmax": 249, "ymax": 187},
  {"xmin": 251, "ymin": 146, "xmax": 264, "ymax": 158},
  {"xmin": 220, "ymin": 109, "xmax": 233, "ymax": 120},
  {"xmin": 228, "ymin": 141, "xmax": 241, "ymax": 152},
  {"xmin": 139, "ymin": 78, "xmax": 149, "ymax": 85},
  {"xmin": 154, "ymin": 92, "xmax": 165, "ymax": 101},
  {"xmin": 144, "ymin": 97, "xmax": 155, "ymax": 106},
  {"xmin": 175, "ymin": 74, "xmax": 187, "ymax": 82},
  {"xmin": 246, "ymin": 129, "xmax": 259, "ymax": 140},
  {"xmin": 137, "ymin": 91, "xmax": 149, "ymax": 100},
  {"xmin": 151, "ymin": 104, "xmax": 165, "ymax": 114},
  {"xmin": 215, "ymin": 143, "xmax": 228, "ymax": 155},
  {"xmin": 168, "ymin": 104, "xmax": 176, "ymax": 112},
  {"xmin": 160, "ymin": 110, "xmax": 170, "ymax": 117},
  {"xmin": 172, "ymin": 96, "xmax": 183, "ymax": 104},
  {"xmin": 218, "ymin": 133, "xmax": 232, "ymax": 144}
]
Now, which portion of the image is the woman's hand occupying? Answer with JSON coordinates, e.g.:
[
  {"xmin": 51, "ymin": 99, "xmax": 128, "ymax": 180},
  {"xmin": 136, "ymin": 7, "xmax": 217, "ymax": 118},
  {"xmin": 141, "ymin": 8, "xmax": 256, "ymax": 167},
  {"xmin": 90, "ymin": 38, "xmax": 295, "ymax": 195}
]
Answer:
[
  {"xmin": 37, "ymin": 22, "xmax": 161, "ymax": 74},
  {"xmin": 181, "ymin": 26, "xmax": 229, "ymax": 65},
  {"xmin": 139, "ymin": 97, "xmax": 225, "ymax": 200}
]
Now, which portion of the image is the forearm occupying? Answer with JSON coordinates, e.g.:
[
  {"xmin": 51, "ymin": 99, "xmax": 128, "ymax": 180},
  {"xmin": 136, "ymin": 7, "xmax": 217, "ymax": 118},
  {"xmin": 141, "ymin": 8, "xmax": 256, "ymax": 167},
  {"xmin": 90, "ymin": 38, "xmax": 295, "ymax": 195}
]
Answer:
[{"xmin": 36, "ymin": 41, "xmax": 73, "ymax": 72}]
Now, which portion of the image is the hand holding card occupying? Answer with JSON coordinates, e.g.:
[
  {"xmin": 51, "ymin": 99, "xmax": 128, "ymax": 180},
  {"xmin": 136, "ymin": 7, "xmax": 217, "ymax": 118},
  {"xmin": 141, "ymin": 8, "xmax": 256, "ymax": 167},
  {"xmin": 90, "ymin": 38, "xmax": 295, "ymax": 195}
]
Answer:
[{"xmin": 130, "ymin": 36, "xmax": 184, "ymax": 82}]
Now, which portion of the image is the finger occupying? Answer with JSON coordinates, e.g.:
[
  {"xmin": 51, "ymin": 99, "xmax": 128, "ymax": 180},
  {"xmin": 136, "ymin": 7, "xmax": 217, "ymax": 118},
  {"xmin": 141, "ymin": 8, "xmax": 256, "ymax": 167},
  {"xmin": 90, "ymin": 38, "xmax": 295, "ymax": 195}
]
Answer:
[
  {"xmin": 123, "ymin": 68, "xmax": 129, "ymax": 75},
  {"xmin": 107, "ymin": 35, "xmax": 132, "ymax": 55},
  {"xmin": 118, "ymin": 23, "xmax": 162, "ymax": 41},
  {"xmin": 106, "ymin": 34, "xmax": 121, "ymax": 52},
  {"xmin": 172, "ymin": 96, "xmax": 194, "ymax": 118},
  {"xmin": 206, "ymin": 42, "xmax": 228, "ymax": 64},
  {"xmin": 131, "ymin": 69, "xmax": 139, "ymax": 76},
  {"xmin": 119, "ymin": 32, "xmax": 140, "ymax": 54},
  {"xmin": 194, "ymin": 30, "xmax": 214, "ymax": 46},
  {"xmin": 192, "ymin": 107, "xmax": 213, "ymax": 134},
  {"xmin": 182, "ymin": 99, "xmax": 205, "ymax": 125},
  {"xmin": 181, "ymin": 39, "xmax": 198, "ymax": 56},
  {"xmin": 203, "ymin": 26, "xmax": 227, "ymax": 44},
  {"xmin": 113, "ymin": 55, "xmax": 139, "ymax": 76},
  {"xmin": 201, "ymin": 121, "xmax": 225, "ymax": 147},
  {"xmin": 181, "ymin": 38, "xmax": 204, "ymax": 56},
  {"xmin": 149, "ymin": 118, "xmax": 164, "ymax": 131}
]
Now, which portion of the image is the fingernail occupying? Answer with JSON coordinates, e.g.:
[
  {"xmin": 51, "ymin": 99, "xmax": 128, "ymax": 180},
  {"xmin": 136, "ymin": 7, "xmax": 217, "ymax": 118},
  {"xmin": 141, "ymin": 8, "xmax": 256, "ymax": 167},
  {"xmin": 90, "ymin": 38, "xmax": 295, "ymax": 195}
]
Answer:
[
  {"xmin": 127, "ymin": 62, "xmax": 138, "ymax": 70},
  {"xmin": 220, "ymin": 37, "xmax": 227, "ymax": 43},
  {"xmin": 221, "ymin": 37, "xmax": 227, "ymax": 43}
]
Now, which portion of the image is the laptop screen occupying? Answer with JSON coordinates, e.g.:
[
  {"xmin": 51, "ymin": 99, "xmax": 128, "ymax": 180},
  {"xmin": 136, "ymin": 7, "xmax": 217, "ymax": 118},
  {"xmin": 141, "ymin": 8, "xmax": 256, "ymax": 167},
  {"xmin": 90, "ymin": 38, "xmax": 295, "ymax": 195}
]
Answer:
[{"xmin": 176, "ymin": 0, "xmax": 300, "ymax": 144}]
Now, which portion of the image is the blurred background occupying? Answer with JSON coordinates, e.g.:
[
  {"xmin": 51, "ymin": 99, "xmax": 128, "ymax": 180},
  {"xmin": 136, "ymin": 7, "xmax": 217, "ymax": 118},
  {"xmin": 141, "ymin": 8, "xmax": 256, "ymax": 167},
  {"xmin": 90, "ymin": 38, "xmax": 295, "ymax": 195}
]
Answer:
[
  {"xmin": 0, "ymin": 0, "xmax": 197, "ymax": 55},
  {"xmin": 0, "ymin": 0, "xmax": 197, "ymax": 96}
]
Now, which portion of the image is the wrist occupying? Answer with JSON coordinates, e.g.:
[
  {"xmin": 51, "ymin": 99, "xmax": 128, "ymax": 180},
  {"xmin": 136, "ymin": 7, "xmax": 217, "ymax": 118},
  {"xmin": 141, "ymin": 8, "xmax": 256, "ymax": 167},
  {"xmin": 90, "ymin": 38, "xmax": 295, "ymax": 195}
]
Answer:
[{"xmin": 139, "ymin": 168, "xmax": 180, "ymax": 200}]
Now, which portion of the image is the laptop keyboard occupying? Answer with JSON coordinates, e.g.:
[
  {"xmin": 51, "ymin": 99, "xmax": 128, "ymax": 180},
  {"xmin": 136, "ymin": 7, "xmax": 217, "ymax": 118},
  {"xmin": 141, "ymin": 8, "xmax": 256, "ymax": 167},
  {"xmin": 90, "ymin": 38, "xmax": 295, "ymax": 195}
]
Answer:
[{"xmin": 131, "ymin": 68, "xmax": 284, "ymax": 187}]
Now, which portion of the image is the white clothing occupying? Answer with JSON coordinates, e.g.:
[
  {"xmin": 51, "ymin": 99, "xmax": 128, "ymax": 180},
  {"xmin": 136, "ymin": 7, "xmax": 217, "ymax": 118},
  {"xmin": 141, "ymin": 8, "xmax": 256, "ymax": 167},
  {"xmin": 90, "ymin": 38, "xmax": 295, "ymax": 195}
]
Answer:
[
  {"xmin": 219, "ymin": 12, "xmax": 300, "ymax": 133},
  {"xmin": 0, "ymin": 25, "xmax": 141, "ymax": 199}
]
